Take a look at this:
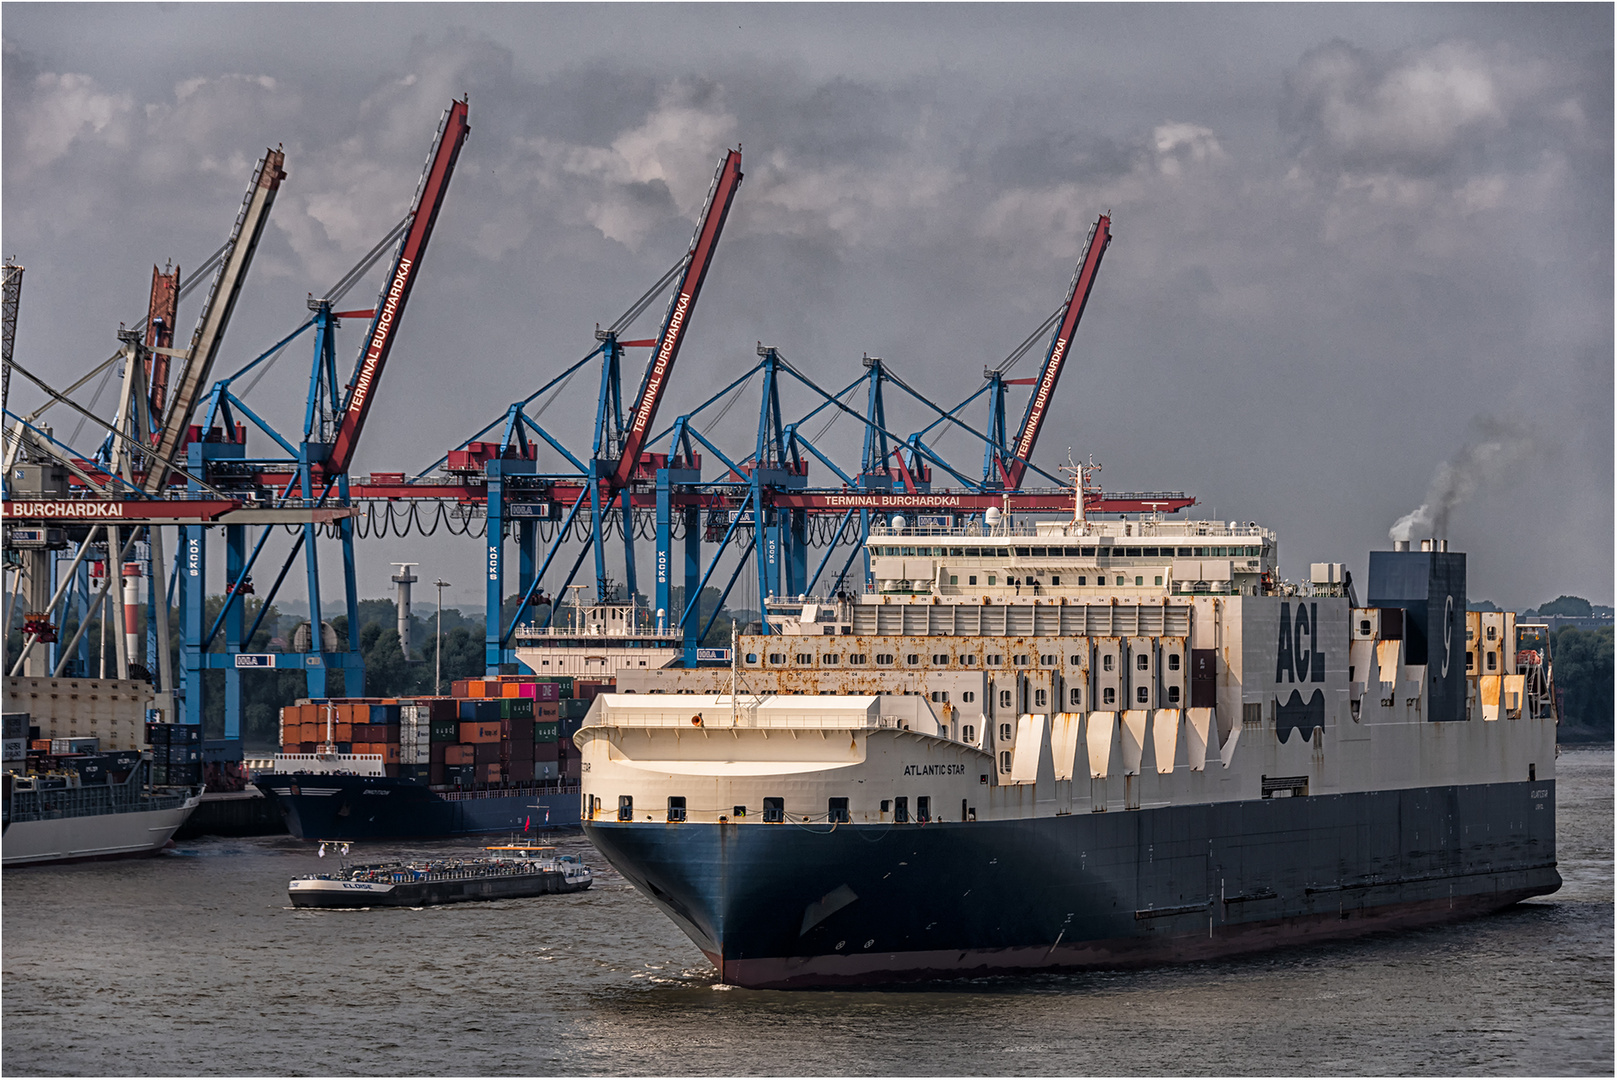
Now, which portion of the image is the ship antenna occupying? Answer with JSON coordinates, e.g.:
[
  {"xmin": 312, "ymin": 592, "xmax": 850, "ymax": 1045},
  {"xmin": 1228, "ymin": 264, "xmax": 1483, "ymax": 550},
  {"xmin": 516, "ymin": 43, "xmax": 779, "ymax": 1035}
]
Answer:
[{"xmin": 730, "ymin": 620, "xmax": 740, "ymax": 727}]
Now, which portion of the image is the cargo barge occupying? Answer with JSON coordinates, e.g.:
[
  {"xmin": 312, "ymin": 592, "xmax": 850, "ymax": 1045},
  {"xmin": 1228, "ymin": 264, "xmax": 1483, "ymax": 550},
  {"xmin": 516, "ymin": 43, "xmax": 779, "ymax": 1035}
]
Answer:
[
  {"xmin": 288, "ymin": 842, "xmax": 592, "ymax": 907},
  {"xmin": 580, "ymin": 481, "xmax": 1561, "ymax": 987}
]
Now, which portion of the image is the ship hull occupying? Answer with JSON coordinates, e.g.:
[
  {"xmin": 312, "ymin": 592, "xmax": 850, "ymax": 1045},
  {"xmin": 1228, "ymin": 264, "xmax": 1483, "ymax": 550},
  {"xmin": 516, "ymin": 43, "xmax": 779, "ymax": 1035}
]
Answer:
[
  {"xmin": 585, "ymin": 778, "xmax": 1559, "ymax": 988},
  {"xmin": 2, "ymin": 795, "xmax": 201, "ymax": 867},
  {"xmin": 255, "ymin": 774, "xmax": 580, "ymax": 840}
]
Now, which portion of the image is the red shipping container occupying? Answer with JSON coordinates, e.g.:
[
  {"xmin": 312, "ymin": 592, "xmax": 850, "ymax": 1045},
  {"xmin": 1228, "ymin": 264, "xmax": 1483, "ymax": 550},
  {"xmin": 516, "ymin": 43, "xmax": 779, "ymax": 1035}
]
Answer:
[
  {"xmin": 533, "ymin": 741, "xmax": 559, "ymax": 763},
  {"xmin": 299, "ymin": 742, "xmax": 319, "ymax": 754},
  {"xmin": 473, "ymin": 742, "xmax": 502, "ymax": 766},
  {"xmin": 508, "ymin": 739, "xmax": 534, "ymax": 762},
  {"xmin": 561, "ymin": 757, "xmax": 581, "ymax": 779},
  {"xmin": 506, "ymin": 759, "xmax": 535, "ymax": 783},
  {"xmin": 384, "ymin": 764, "xmax": 400, "ymax": 778},
  {"xmin": 429, "ymin": 763, "xmax": 446, "ymax": 785},
  {"xmin": 459, "ymin": 721, "xmax": 502, "ymax": 744},
  {"xmin": 444, "ymin": 744, "xmax": 476, "ymax": 765},
  {"xmin": 429, "ymin": 742, "xmax": 448, "ymax": 764},
  {"xmin": 451, "ymin": 679, "xmax": 470, "ymax": 699}
]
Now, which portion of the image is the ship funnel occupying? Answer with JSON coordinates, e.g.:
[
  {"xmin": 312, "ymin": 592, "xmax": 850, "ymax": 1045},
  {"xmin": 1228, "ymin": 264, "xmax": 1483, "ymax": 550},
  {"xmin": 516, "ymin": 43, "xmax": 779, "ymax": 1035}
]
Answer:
[
  {"xmin": 1420, "ymin": 539, "xmax": 1434, "ymax": 552},
  {"xmin": 1394, "ymin": 540, "xmax": 1410, "ymax": 551}
]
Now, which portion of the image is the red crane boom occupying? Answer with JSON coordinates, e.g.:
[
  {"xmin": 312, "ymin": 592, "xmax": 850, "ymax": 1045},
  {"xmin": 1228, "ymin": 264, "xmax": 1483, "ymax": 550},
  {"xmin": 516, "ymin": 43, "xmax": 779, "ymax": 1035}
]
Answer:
[
  {"xmin": 609, "ymin": 148, "xmax": 743, "ymax": 491},
  {"xmin": 323, "ymin": 98, "xmax": 471, "ymax": 477},
  {"xmin": 1004, "ymin": 213, "xmax": 1111, "ymax": 490}
]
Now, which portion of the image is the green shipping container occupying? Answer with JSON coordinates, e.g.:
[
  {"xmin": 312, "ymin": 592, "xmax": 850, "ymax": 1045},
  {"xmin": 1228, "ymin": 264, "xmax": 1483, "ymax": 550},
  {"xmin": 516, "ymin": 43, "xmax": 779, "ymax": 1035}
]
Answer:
[
  {"xmin": 499, "ymin": 697, "xmax": 535, "ymax": 719},
  {"xmin": 429, "ymin": 719, "xmax": 460, "ymax": 743},
  {"xmin": 534, "ymin": 720, "xmax": 559, "ymax": 743},
  {"xmin": 560, "ymin": 697, "xmax": 591, "ymax": 720},
  {"xmin": 555, "ymin": 676, "xmax": 574, "ymax": 697}
]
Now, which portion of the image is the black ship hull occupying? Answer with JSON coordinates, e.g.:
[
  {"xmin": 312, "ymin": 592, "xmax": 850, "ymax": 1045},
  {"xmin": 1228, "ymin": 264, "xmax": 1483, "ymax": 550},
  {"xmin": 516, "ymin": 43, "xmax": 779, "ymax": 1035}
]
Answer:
[
  {"xmin": 256, "ymin": 774, "xmax": 580, "ymax": 840},
  {"xmin": 584, "ymin": 778, "xmax": 1560, "ymax": 988}
]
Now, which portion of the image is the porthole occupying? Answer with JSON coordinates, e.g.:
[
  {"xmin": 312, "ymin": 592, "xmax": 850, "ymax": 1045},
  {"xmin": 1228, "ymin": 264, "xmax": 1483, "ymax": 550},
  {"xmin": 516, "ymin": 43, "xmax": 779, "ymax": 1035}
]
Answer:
[
  {"xmin": 1102, "ymin": 655, "xmax": 1115, "ymax": 672},
  {"xmin": 1136, "ymin": 654, "xmax": 1150, "ymax": 671},
  {"xmin": 961, "ymin": 691, "xmax": 975, "ymax": 703},
  {"xmin": 1167, "ymin": 654, "xmax": 1181, "ymax": 671},
  {"xmin": 999, "ymin": 751, "xmax": 1012, "ymax": 773},
  {"xmin": 1103, "ymin": 687, "xmax": 1116, "ymax": 705},
  {"xmin": 1136, "ymin": 686, "xmax": 1149, "ymax": 704},
  {"xmin": 998, "ymin": 689, "xmax": 1012, "ymax": 709},
  {"xmin": 1069, "ymin": 687, "xmax": 1082, "ymax": 706},
  {"xmin": 1167, "ymin": 686, "xmax": 1181, "ymax": 704}
]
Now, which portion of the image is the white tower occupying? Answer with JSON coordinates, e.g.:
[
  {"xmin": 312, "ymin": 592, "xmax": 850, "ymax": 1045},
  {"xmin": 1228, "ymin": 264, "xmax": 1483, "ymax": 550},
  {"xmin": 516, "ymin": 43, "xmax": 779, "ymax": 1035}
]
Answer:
[{"xmin": 392, "ymin": 562, "xmax": 419, "ymax": 661}]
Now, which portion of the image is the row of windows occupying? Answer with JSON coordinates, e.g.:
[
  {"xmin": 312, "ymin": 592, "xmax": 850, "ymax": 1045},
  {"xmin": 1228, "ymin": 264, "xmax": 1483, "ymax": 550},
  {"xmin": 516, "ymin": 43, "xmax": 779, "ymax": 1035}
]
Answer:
[
  {"xmin": 991, "ymin": 684, "xmax": 1177, "ymax": 709},
  {"xmin": 750, "ymin": 651, "xmax": 1182, "ymax": 670},
  {"xmin": 955, "ymin": 574, "xmax": 1167, "ymax": 588},
  {"xmin": 872, "ymin": 545, "xmax": 1262, "ymax": 559},
  {"xmin": 1467, "ymin": 650, "xmax": 1500, "ymax": 671},
  {"xmin": 618, "ymin": 795, "xmax": 937, "ymax": 824}
]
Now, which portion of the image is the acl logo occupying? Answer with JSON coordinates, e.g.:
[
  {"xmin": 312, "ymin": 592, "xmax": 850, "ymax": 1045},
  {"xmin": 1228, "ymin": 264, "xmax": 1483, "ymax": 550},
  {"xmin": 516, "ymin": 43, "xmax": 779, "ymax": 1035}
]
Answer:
[{"xmin": 1275, "ymin": 602, "xmax": 1325, "ymax": 683}]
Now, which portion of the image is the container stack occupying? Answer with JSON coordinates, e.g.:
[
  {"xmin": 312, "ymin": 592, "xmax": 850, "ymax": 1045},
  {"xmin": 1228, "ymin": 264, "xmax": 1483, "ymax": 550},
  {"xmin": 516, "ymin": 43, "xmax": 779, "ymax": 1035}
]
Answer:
[
  {"xmin": 277, "ymin": 674, "xmax": 608, "ymax": 788},
  {"xmin": 145, "ymin": 722, "xmax": 203, "ymax": 787}
]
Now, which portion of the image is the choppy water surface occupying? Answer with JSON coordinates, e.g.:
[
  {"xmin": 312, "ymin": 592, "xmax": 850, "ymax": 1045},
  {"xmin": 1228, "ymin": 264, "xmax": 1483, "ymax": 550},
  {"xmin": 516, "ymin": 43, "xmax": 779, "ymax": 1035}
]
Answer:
[{"xmin": 4, "ymin": 748, "xmax": 1611, "ymax": 1076}]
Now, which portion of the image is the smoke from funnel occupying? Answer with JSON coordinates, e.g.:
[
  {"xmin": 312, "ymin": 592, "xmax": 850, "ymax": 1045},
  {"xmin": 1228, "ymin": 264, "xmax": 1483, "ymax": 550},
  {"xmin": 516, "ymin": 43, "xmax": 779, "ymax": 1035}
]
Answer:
[{"xmin": 1389, "ymin": 417, "xmax": 1535, "ymax": 543}]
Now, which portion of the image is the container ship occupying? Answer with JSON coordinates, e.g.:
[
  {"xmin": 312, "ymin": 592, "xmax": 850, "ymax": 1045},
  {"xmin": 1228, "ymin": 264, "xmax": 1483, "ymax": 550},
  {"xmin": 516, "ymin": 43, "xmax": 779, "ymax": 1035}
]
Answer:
[
  {"xmin": 576, "ymin": 495, "xmax": 1561, "ymax": 987},
  {"xmin": 253, "ymin": 675, "xmax": 602, "ymax": 839},
  {"xmin": 3, "ymin": 719, "xmax": 204, "ymax": 866}
]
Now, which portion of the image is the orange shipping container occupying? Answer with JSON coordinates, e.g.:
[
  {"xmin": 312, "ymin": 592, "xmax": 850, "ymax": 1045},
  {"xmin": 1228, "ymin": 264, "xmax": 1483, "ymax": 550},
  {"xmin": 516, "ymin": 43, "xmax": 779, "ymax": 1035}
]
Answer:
[
  {"xmin": 501, "ymin": 683, "xmax": 521, "ymax": 698},
  {"xmin": 444, "ymin": 743, "xmax": 476, "ymax": 765},
  {"xmin": 482, "ymin": 763, "xmax": 503, "ymax": 783},
  {"xmin": 383, "ymin": 744, "xmax": 400, "ymax": 764},
  {"xmin": 459, "ymin": 721, "xmax": 502, "ymax": 744}
]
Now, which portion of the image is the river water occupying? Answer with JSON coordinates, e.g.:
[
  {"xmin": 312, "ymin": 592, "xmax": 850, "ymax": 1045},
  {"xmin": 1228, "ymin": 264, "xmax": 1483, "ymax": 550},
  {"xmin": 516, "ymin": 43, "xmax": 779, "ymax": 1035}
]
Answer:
[{"xmin": 3, "ymin": 748, "xmax": 1611, "ymax": 1076}]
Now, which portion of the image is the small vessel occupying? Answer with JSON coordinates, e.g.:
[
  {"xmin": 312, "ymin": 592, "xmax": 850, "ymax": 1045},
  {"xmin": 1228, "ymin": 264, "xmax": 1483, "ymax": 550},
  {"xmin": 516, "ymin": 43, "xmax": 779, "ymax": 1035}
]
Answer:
[
  {"xmin": 288, "ymin": 842, "xmax": 593, "ymax": 908},
  {"xmin": 3, "ymin": 759, "xmax": 203, "ymax": 867}
]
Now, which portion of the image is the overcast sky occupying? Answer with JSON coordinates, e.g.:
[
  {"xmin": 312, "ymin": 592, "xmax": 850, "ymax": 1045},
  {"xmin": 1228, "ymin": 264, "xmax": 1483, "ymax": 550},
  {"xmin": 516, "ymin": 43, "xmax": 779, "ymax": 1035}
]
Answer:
[{"xmin": 4, "ymin": 3, "xmax": 1611, "ymax": 615}]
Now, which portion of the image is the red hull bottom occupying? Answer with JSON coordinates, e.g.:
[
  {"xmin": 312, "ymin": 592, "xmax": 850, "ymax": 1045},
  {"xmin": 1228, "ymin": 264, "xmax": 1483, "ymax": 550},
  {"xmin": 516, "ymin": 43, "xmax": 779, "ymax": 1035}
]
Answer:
[{"xmin": 708, "ymin": 889, "xmax": 1545, "ymax": 989}]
